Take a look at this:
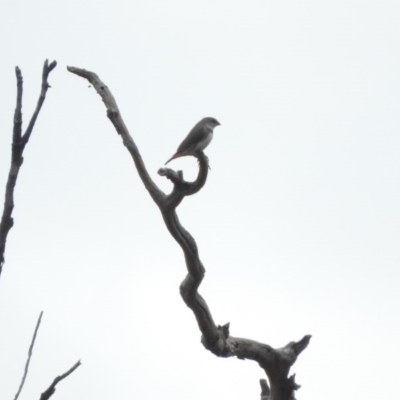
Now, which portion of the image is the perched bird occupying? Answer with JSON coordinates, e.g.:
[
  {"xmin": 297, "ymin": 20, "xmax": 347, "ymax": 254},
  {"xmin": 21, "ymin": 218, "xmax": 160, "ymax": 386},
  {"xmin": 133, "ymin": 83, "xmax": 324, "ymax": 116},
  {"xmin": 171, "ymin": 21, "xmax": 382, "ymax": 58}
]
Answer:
[{"xmin": 165, "ymin": 117, "xmax": 220, "ymax": 165}]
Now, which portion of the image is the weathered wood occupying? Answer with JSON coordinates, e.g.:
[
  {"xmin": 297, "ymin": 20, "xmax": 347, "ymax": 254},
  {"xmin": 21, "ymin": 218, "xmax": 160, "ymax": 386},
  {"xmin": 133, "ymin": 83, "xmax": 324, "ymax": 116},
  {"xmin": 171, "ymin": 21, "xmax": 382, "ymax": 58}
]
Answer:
[
  {"xmin": 0, "ymin": 60, "xmax": 57, "ymax": 279},
  {"xmin": 68, "ymin": 65, "xmax": 311, "ymax": 400}
]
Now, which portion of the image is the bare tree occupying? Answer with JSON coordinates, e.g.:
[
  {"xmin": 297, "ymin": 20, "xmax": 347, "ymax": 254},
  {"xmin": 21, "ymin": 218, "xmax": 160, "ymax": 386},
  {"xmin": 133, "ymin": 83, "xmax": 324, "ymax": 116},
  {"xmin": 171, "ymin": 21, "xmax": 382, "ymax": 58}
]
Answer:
[
  {"xmin": 68, "ymin": 66, "xmax": 311, "ymax": 400},
  {"xmin": 0, "ymin": 61, "xmax": 80, "ymax": 399}
]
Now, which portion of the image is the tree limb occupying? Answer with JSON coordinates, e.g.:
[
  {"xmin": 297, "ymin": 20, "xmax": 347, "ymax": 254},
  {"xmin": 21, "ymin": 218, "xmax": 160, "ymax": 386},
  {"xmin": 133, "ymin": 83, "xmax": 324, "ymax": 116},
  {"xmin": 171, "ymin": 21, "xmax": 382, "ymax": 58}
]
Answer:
[
  {"xmin": 66, "ymin": 66, "xmax": 164, "ymax": 206},
  {"xmin": 68, "ymin": 66, "xmax": 311, "ymax": 400},
  {"xmin": 0, "ymin": 60, "xmax": 57, "ymax": 279},
  {"xmin": 39, "ymin": 360, "xmax": 81, "ymax": 400},
  {"xmin": 13, "ymin": 311, "xmax": 43, "ymax": 400}
]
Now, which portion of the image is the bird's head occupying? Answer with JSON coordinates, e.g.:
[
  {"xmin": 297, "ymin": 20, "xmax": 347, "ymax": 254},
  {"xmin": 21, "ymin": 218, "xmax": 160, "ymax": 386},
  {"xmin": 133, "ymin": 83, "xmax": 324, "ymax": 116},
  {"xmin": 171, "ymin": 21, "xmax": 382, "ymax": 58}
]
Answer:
[{"xmin": 203, "ymin": 117, "xmax": 221, "ymax": 130}]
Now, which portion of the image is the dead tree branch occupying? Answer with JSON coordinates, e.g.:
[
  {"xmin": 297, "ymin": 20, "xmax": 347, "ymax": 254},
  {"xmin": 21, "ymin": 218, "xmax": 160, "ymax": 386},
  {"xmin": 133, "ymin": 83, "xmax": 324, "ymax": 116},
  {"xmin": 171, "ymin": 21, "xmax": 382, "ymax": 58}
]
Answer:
[
  {"xmin": 0, "ymin": 60, "xmax": 57, "ymax": 279},
  {"xmin": 13, "ymin": 312, "xmax": 80, "ymax": 400},
  {"xmin": 14, "ymin": 311, "xmax": 43, "ymax": 400},
  {"xmin": 68, "ymin": 66, "xmax": 311, "ymax": 400},
  {"xmin": 1, "ymin": 61, "xmax": 79, "ymax": 400},
  {"xmin": 39, "ymin": 360, "xmax": 81, "ymax": 400}
]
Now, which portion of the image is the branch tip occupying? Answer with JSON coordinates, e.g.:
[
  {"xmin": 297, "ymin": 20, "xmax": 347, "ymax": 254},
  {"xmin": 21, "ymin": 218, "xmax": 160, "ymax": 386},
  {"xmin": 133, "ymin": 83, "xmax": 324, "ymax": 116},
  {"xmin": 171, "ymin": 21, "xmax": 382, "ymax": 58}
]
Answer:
[
  {"xmin": 13, "ymin": 311, "xmax": 44, "ymax": 400},
  {"xmin": 47, "ymin": 60, "xmax": 57, "ymax": 72},
  {"xmin": 293, "ymin": 334, "xmax": 311, "ymax": 356}
]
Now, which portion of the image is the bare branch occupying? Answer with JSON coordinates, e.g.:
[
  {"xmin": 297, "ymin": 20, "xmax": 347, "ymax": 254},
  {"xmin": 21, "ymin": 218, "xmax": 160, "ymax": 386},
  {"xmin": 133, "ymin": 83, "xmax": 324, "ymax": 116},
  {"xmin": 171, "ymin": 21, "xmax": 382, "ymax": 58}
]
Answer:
[
  {"xmin": 12, "ymin": 67, "xmax": 23, "ymax": 150},
  {"xmin": 68, "ymin": 66, "xmax": 311, "ymax": 400},
  {"xmin": 14, "ymin": 311, "xmax": 43, "ymax": 400},
  {"xmin": 0, "ymin": 60, "xmax": 57, "ymax": 278},
  {"xmin": 22, "ymin": 60, "xmax": 57, "ymax": 147},
  {"xmin": 67, "ymin": 66, "xmax": 209, "ymax": 209},
  {"xmin": 158, "ymin": 151, "xmax": 210, "ymax": 209},
  {"xmin": 67, "ymin": 66, "xmax": 165, "ymax": 206},
  {"xmin": 39, "ymin": 360, "xmax": 81, "ymax": 400},
  {"xmin": 13, "ymin": 310, "xmax": 80, "ymax": 400}
]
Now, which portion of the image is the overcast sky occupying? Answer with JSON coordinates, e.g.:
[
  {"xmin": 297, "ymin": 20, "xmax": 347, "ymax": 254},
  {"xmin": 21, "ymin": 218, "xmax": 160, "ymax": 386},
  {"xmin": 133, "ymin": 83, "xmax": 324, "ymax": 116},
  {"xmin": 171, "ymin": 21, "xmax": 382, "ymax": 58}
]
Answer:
[{"xmin": 0, "ymin": 1, "xmax": 399, "ymax": 399}]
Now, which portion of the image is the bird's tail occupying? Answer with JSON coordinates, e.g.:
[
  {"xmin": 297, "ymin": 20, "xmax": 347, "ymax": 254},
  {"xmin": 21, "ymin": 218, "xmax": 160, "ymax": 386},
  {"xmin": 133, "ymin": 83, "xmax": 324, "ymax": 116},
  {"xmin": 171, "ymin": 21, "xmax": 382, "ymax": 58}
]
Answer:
[{"xmin": 165, "ymin": 152, "xmax": 180, "ymax": 165}]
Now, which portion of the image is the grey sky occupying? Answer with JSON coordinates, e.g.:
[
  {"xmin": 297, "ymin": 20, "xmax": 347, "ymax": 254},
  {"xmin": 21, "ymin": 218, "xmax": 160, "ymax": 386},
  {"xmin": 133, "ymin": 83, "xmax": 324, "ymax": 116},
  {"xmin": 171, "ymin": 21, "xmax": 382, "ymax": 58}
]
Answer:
[{"xmin": 0, "ymin": 1, "xmax": 399, "ymax": 399}]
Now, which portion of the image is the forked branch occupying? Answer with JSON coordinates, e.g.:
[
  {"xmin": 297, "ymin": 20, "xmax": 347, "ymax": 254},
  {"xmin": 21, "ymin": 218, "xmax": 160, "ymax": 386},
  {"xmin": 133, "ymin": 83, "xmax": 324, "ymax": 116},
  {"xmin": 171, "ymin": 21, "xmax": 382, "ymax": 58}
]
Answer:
[
  {"xmin": 68, "ymin": 66, "xmax": 311, "ymax": 400},
  {"xmin": 13, "ymin": 311, "xmax": 80, "ymax": 400},
  {"xmin": 39, "ymin": 360, "xmax": 81, "ymax": 400},
  {"xmin": 0, "ymin": 59, "xmax": 57, "ymax": 279}
]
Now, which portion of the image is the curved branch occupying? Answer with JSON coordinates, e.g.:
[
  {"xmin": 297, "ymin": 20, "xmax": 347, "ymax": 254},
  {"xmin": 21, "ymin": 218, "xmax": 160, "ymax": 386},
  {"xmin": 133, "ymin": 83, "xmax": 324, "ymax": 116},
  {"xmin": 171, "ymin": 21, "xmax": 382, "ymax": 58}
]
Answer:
[
  {"xmin": 158, "ymin": 151, "xmax": 209, "ymax": 209},
  {"xmin": 68, "ymin": 66, "xmax": 311, "ymax": 400},
  {"xmin": 66, "ymin": 66, "xmax": 165, "ymax": 206},
  {"xmin": 0, "ymin": 60, "xmax": 57, "ymax": 279}
]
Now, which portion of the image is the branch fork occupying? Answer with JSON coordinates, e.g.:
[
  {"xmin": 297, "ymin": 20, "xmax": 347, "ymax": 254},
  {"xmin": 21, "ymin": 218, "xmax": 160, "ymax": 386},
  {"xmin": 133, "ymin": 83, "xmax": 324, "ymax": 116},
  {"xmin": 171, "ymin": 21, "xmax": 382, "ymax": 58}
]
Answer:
[{"xmin": 0, "ymin": 59, "xmax": 57, "ymax": 278}]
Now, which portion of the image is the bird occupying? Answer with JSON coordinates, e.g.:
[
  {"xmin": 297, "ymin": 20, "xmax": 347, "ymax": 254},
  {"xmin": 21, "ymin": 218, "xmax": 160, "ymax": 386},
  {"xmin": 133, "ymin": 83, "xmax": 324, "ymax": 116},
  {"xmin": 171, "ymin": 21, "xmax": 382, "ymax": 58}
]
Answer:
[{"xmin": 165, "ymin": 117, "xmax": 220, "ymax": 165}]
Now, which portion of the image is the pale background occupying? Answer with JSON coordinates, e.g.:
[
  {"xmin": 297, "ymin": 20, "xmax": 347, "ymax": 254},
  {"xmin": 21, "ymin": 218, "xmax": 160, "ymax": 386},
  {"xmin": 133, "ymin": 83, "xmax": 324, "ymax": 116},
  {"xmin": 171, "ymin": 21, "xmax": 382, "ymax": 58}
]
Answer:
[{"xmin": 0, "ymin": 1, "xmax": 399, "ymax": 399}]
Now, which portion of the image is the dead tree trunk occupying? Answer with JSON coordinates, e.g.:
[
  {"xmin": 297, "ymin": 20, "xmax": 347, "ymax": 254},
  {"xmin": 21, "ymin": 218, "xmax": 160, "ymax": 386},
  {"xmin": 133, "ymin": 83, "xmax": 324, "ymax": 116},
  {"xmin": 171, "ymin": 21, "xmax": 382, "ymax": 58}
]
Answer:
[{"xmin": 68, "ymin": 66, "xmax": 311, "ymax": 400}]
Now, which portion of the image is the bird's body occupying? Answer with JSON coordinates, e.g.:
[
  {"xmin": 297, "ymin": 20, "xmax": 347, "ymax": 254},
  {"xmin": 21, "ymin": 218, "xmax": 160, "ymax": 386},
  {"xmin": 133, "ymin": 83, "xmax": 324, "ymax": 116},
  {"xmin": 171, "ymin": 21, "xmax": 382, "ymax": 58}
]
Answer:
[{"xmin": 165, "ymin": 117, "xmax": 220, "ymax": 165}]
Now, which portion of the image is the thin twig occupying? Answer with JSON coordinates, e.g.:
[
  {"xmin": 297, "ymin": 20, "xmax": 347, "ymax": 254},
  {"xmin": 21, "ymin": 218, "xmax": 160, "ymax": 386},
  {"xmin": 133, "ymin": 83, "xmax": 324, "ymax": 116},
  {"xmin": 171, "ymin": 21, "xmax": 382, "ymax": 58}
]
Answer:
[
  {"xmin": 12, "ymin": 67, "xmax": 23, "ymax": 147},
  {"xmin": 39, "ymin": 360, "xmax": 81, "ymax": 400},
  {"xmin": 22, "ymin": 60, "xmax": 57, "ymax": 147},
  {"xmin": 14, "ymin": 311, "xmax": 43, "ymax": 400}
]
